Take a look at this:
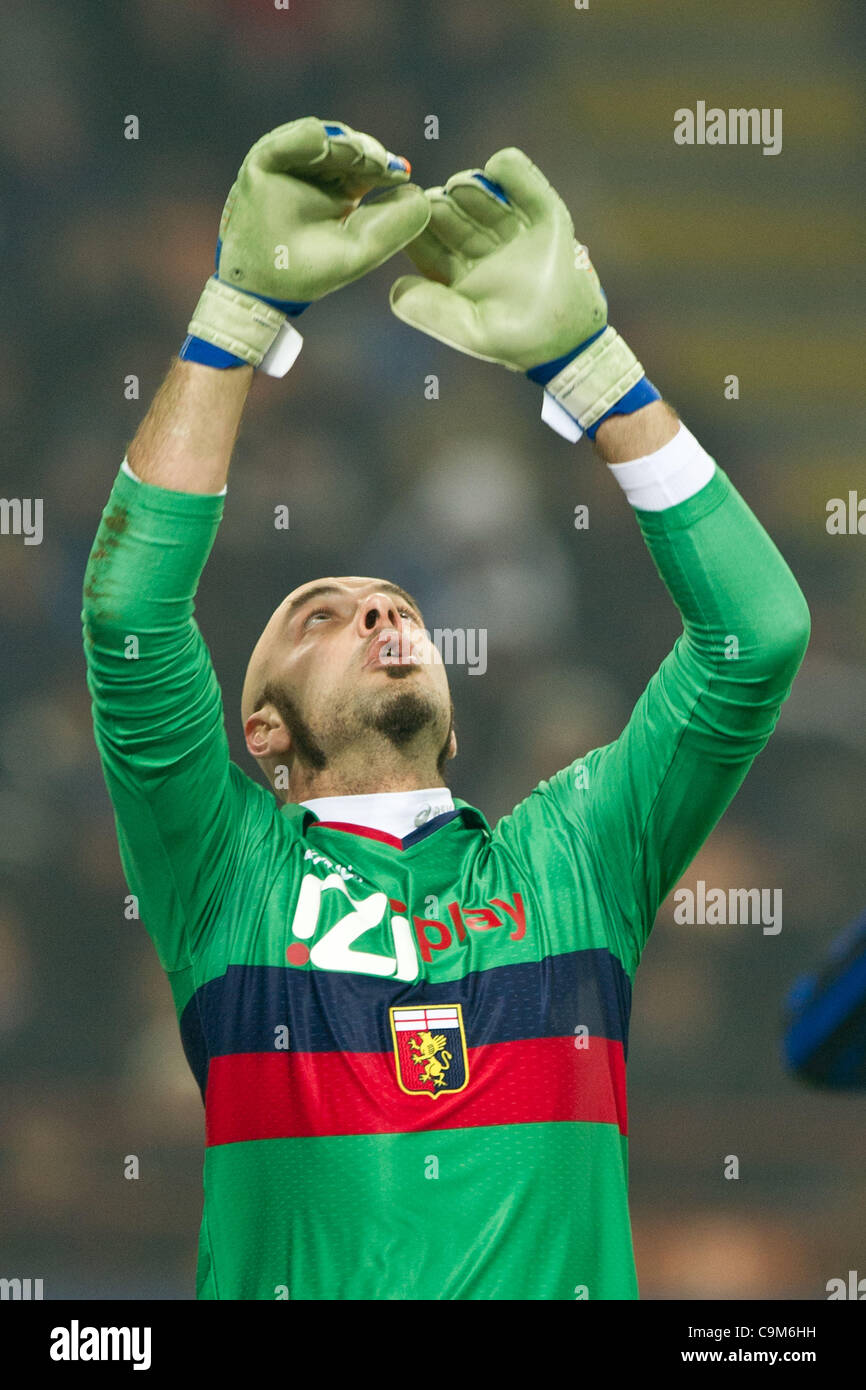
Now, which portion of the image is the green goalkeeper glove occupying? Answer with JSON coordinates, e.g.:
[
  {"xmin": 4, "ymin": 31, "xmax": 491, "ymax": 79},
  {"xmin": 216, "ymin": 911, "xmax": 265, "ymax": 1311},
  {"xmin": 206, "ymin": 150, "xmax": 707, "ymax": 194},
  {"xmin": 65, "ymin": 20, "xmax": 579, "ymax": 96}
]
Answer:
[
  {"xmin": 181, "ymin": 117, "xmax": 431, "ymax": 376},
  {"xmin": 389, "ymin": 147, "xmax": 659, "ymax": 440}
]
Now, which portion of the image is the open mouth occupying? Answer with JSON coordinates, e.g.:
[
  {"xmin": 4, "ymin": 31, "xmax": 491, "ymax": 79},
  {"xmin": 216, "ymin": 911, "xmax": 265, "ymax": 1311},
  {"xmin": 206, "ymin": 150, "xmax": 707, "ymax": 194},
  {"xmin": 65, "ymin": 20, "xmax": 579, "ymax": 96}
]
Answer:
[
  {"xmin": 366, "ymin": 652, "xmax": 419, "ymax": 674},
  {"xmin": 363, "ymin": 633, "xmax": 419, "ymax": 671}
]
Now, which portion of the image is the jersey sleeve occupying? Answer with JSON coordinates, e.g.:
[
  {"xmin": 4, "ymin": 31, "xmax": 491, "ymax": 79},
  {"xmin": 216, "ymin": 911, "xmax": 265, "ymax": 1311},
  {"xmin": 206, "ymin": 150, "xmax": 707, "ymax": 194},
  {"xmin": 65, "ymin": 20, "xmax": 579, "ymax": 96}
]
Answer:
[
  {"xmin": 496, "ymin": 463, "xmax": 811, "ymax": 976},
  {"xmin": 81, "ymin": 463, "xmax": 273, "ymax": 973}
]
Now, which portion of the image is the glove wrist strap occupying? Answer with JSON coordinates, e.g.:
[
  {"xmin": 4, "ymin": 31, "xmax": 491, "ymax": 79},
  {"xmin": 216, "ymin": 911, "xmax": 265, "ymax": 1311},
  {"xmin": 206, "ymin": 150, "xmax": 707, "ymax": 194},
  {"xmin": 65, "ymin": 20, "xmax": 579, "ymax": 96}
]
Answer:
[
  {"xmin": 544, "ymin": 326, "xmax": 646, "ymax": 431},
  {"xmin": 181, "ymin": 277, "xmax": 299, "ymax": 371}
]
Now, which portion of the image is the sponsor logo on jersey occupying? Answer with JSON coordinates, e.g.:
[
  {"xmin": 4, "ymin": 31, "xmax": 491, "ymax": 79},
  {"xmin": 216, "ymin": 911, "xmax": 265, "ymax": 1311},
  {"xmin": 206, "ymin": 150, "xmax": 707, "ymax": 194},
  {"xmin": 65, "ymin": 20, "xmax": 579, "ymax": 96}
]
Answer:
[
  {"xmin": 389, "ymin": 1004, "xmax": 469, "ymax": 1098},
  {"xmin": 287, "ymin": 867, "xmax": 527, "ymax": 980}
]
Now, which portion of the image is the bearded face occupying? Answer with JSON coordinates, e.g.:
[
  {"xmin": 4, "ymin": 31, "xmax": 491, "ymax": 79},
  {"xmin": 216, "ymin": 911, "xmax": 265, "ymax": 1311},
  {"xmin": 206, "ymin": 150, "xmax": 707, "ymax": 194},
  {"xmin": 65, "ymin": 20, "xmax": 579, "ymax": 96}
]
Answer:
[{"xmin": 242, "ymin": 578, "xmax": 457, "ymax": 789}]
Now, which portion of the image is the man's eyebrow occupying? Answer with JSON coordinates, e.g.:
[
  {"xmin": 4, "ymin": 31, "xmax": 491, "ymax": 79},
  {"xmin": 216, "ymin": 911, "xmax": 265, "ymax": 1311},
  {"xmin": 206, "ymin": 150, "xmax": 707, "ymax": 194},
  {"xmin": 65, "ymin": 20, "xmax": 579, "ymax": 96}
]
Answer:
[
  {"xmin": 284, "ymin": 585, "xmax": 342, "ymax": 625},
  {"xmin": 283, "ymin": 583, "xmax": 424, "ymax": 627}
]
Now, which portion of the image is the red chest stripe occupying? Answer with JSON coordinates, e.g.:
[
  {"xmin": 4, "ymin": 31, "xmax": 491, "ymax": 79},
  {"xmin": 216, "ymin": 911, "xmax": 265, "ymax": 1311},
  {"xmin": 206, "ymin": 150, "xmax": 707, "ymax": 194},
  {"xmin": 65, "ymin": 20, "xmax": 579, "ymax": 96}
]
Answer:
[{"xmin": 204, "ymin": 1034, "xmax": 627, "ymax": 1145}]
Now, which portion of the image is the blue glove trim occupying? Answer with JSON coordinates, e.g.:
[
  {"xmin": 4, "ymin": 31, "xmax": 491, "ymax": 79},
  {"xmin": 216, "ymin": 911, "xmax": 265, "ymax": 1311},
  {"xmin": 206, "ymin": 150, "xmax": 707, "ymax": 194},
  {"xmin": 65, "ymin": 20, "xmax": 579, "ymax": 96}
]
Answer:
[
  {"xmin": 179, "ymin": 335, "xmax": 248, "ymax": 369},
  {"xmin": 584, "ymin": 376, "xmax": 662, "ymax": 438},
  {"xmin": 214, "ymin": 240, "xmax": 310, "ymax": 317},
  {"xmin": 526, "ymin": 326, "xmax": 607, "ymax": 386},
  {"xmin": 470, "ymin": 173, "xmax": 510, "ymax": 205},
  {"xmin": 322, "ymin": 121, "xmax": 407, "ymax": 173},
  {"xmin": 255, "ymin": 291, "xmax": 311, "ymax": 317}
]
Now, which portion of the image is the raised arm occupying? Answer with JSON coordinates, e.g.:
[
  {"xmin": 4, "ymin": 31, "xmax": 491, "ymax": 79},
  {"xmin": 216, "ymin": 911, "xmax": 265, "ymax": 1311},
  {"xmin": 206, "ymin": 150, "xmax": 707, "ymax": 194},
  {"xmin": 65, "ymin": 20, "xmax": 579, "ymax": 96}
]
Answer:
[
  {"xmin": 83, "ymin": 363, "xmax": 261, "ymax": 974},
  {"xmin": 82, "ymin": 118, "xmax": 429, "ymax": 972},
  {"xmin": 390, "ymin": 147, "xmax": 810, "ymax": 972},
  {"xmin": 569, "ymin": 402, "xmax": 809, "ymax": 970},
  {"xmin": 127, "ymin": 356, "xmax": 252, "ymax": 494}
]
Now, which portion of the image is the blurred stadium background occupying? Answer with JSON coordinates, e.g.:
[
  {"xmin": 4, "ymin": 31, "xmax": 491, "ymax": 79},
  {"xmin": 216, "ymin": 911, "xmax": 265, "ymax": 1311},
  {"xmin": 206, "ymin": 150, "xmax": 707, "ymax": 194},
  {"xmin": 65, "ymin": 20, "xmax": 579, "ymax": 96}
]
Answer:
[{"xmin": 1, "ymin": 0, "xmax": 864, "ymax": 1298}]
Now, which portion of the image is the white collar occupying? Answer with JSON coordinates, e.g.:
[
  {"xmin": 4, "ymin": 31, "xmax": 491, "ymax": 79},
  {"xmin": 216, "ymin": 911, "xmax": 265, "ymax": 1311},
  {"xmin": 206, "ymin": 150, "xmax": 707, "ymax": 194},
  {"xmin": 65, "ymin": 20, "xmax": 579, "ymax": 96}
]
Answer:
[{"xmin": 300, "ymin": 786, "xmax": 455, "ymax": 840}]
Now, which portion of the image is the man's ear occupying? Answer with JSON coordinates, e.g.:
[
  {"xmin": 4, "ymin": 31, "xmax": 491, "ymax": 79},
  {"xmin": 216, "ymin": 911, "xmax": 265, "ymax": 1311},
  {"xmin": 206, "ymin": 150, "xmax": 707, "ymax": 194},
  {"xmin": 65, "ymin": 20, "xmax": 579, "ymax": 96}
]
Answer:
[
  {"xmin": 447, "ymin": 727, "xmax": 458, "ymax": 761},
  {"xmin": 244, "ymin": 704, "xmax": 291, "ymax": 761}
]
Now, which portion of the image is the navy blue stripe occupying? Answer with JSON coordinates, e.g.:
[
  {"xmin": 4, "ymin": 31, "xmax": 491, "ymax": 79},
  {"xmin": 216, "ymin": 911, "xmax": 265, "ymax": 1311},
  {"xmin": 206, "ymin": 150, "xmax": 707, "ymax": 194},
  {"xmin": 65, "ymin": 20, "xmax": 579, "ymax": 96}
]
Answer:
[
  {"xmin": 179, "ymin": 948, "xmax": 632, "ymax": 1099},
  {"xmin": 400, "ymin": 809, "xmax": 460, "ymax": 847}
]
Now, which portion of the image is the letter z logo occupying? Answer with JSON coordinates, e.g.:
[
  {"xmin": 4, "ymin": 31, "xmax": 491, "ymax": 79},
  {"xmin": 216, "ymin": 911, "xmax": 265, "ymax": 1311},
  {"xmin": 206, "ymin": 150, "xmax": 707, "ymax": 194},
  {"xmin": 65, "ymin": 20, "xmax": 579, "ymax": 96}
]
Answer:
[{"xmin": 290, "ymin": 871, "xmax": 418, "ymax": 980}]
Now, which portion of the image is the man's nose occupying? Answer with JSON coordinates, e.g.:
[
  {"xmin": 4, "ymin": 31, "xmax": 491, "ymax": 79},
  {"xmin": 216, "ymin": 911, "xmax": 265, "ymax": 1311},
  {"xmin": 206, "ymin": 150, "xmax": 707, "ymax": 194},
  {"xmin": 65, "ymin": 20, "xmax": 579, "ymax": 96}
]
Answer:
[{"xmin": 360, "ymin": 594, "xmax": 401, "ymax": 634}]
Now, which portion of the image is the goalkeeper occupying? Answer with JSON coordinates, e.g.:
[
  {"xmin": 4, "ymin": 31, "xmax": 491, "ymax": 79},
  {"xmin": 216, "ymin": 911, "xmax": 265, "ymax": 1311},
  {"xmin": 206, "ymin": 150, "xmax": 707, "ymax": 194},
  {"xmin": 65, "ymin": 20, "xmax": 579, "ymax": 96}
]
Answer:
[{"xmin": 82, "ymin": 119, "xmax": 810, "ymax": 1300}]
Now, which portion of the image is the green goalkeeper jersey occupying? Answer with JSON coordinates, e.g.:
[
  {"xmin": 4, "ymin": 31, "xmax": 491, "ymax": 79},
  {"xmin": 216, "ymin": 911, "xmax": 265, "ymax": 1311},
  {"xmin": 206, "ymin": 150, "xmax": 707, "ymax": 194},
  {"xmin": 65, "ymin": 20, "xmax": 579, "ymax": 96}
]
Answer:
[{"xmin": 81, "ymin": 456, "xmax": 809, "ymax": 1300}]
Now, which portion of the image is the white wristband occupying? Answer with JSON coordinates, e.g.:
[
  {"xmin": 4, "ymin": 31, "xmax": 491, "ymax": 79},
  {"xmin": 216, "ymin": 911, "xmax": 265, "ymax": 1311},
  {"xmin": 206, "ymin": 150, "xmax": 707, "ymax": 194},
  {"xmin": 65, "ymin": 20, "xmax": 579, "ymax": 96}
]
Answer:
[
  {"xmin": 259, "ymin": 318, "xmax": 304, "ymax": 377},
  {"xmin": 606, "ymin": 423, "xmax": 716, "ymax": 511},
  {"xmin": 542, "ymin": 391, "xmax": 583, "ymax": 442}
]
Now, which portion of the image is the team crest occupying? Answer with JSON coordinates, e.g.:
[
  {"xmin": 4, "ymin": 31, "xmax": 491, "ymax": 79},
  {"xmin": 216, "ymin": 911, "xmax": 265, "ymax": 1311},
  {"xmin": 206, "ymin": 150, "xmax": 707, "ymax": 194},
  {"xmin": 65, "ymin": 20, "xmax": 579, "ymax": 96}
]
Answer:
[{"xmin": 389, "ymin": 1004, "xmax": 469, "ymax": 1098}]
